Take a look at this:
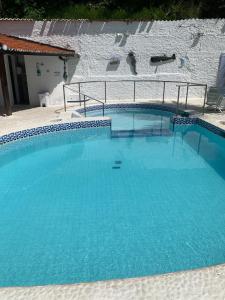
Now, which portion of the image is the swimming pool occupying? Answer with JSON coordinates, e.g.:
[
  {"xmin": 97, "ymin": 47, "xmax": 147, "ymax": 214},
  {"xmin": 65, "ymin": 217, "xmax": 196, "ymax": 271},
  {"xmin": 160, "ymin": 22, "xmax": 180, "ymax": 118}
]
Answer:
[{"xmin": 1, "ymin": 108, "xmax": 225, "ymax": 287}]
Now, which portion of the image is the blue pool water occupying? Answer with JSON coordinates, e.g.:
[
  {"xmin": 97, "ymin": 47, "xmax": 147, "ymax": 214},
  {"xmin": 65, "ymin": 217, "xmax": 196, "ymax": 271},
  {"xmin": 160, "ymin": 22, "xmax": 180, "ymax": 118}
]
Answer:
[
  {"xmin": 86, "ymin": 108, "xmax": 173, "ymax": 130},
  {"xmin": 1, "ymin": 109, "xmax": 225, "ymax": 287}
]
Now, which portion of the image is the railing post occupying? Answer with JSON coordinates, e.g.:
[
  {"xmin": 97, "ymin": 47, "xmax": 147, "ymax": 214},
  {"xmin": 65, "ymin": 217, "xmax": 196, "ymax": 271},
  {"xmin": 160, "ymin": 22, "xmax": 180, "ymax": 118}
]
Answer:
[
  {"xmin": 102, "ymin": 103, "xmax": 105, "ymax": 116},
  {"xmin": 63, "ymin": 85, "xmax": 66, "ymax": 112},
  {"xmin": 162, "ymin": 81, "xmax": 165, "ymax": 104},
  {"xmin": 78, "ymin": 83, "xmax": 81, "ymax": 106},
  {"xmin": 62, "ymin": 80, "xmax": 206, "ymax": 115},
  {"xmin": 185, "ymin": 83, "xmax": 189, "ymax": 109},
  {"xmin": 176, "ymin": 86, "xmax": 181, "ymax": 115},
  {"xmin": 104, "ymin": 81, "xmax": 107, "ymax": 103},
  {"xmin": 84, "ymin": 95, "xmax": 86, "ymax": 117},
  {"xmin": 202, "ymin": 84, "xmax": 207, "ymax": 114}
]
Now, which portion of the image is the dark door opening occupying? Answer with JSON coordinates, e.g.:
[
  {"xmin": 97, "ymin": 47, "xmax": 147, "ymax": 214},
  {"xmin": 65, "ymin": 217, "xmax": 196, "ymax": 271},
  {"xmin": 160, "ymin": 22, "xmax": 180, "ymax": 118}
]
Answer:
[{"xmin": 8, "ymin": 55, "xmax": 30, "ymax": 105}]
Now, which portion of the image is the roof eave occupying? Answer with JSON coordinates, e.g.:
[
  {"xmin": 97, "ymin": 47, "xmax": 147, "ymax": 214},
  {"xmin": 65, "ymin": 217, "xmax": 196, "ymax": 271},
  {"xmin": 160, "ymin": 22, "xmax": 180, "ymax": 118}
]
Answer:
[{"xmin": 0, "ymin": 49, "xmax": 75, "ymax": 56}]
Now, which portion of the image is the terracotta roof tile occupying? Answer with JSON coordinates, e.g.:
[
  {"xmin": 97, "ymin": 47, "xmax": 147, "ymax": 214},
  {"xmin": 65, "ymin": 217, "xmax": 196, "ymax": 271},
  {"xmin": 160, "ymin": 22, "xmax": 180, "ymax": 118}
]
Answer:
[{"xmin": 0, "ymin": 33, "xmax": 75, "ymax": 56}]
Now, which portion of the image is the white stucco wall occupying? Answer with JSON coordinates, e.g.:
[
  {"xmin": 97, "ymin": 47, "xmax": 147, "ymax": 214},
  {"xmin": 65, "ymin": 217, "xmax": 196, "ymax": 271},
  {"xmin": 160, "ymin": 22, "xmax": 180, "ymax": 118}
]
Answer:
[
  {"xmin": 24, "ymin": 55, "xmax": 67, "ymax": 106},
  {"xmin": 0, "ymin": 19, "xmax": 225, "ymax": 105}
]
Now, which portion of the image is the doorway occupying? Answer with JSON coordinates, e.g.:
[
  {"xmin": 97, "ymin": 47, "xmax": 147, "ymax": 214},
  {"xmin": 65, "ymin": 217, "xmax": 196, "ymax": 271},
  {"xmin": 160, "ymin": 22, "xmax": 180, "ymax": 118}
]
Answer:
[{"xmin": 8, "ymin": 55, "xmax": 30, "ymax": 105}]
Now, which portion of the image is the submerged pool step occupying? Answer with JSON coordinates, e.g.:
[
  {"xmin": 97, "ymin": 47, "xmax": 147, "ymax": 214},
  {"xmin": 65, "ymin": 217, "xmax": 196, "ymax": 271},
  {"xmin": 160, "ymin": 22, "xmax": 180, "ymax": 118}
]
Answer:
[{"xmin": 111, "ymin": 128, "xmax": 172, "ymax": 138}]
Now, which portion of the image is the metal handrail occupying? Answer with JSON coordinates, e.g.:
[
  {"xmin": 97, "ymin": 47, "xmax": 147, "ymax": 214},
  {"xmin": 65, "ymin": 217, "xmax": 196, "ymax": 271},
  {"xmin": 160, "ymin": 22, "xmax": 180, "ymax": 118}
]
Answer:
[
  {"xmin": 63, "ymin": 79, "xmax": 208, "ymax": 115},
  {"xmin": 64, "ymin": 79, "xmax": 206, "ymax": 86},
  {"xmin": 63, "ymin": 85, "xmax": 105, "ymax": 117}
]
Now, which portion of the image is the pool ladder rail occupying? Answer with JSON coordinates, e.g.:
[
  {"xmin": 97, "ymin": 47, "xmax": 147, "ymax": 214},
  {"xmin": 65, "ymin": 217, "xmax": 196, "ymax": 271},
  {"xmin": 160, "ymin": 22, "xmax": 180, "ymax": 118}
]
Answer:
[
  {"xmin": 63, "ymin": 85, "xmax": 105, "ymax": 117},
  {"xmin": 63, "ymin": 79, "xmax": 208, "ymax": 116}
]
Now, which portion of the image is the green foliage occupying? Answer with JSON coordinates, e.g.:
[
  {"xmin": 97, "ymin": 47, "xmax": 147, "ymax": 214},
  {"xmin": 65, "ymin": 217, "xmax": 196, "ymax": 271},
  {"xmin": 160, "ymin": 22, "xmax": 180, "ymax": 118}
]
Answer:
[
  {"xmin": 166, "ymin": 1, "xmax": 201, "ymax": 20},
  {"xmin": 0, "ymin": 0, "xmax": 224, "ymax": 20},
  {"xmin": 200, "ymin": 0, "xmax": 225, "ymax": 17},
  {"xmin": 132, "ymin": 7, "xmax": 166, "ymax": 20},
  {"xmin": 0, "ymin": 0, "xmax": 45, "ymax": 19},
  {"xmin": 58, "ymin": 4, "xmax": 109, "ymax": 20},
  {"xmin": 110, "ymin": 9, "xmax": 128, "ymax": 19},
  {"xmin": 24, "ymin": 5, "xmax": 45, "ymax": 19}
]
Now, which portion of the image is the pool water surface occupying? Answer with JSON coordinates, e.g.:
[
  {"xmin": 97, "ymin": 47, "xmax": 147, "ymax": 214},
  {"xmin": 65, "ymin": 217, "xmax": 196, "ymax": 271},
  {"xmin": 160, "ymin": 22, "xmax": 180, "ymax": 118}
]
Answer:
[
  {"xmin": 0, "ymin": 109, "xmax": 225, "ymax": 287},
  {"xmin": 86, "ymin": 108, "xmax": 173, "ymax": 131}
]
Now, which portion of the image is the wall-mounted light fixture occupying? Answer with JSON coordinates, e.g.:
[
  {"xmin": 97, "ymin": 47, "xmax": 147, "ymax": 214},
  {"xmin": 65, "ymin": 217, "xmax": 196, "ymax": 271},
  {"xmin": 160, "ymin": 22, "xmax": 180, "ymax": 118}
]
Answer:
[
  {"xmin": 116, "ymin": 33, "xmax": 123, "ymax": 38},
  {"xmin": 109, "ymin": 54, "xmax": 121, "ymax": 65},
  {"xmin": 0, "ymin": 43, "xmax": 8, "ymax": 52},
  {"xmin": 116, "ymin": 32, "xmax": 129, "ymax": 38}
]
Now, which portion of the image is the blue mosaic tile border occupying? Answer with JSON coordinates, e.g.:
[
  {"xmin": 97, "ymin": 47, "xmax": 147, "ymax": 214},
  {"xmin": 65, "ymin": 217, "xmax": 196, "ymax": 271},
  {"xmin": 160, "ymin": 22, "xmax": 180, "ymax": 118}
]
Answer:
[
  {"xmin": 76, "ymin": 103, "xmax": 178, "ymax": 114},
  {"xmin": 172, "ymin": 116, "xmax": 225, "ymax": 137},
  {"xmin": 1, "ymin": 104, "xmax": 225, "ymax": 144},
  {"xmin": 77, "ymin": 103, "xmax": 225, "ymax": 137},
  {"xmin": 0, "ymin": 119, "xmax": 111, "ymax": 145},
  {"xmin": 171, "ymin": 116, "xmax": 198, "ymax": 125},
  {"xmin": 196, "ymin": 118, "xmax": 225, "ymax": 137},
  {"xmin": 77, "ymin": 103, "xmax": 198, "ymax": 125}
]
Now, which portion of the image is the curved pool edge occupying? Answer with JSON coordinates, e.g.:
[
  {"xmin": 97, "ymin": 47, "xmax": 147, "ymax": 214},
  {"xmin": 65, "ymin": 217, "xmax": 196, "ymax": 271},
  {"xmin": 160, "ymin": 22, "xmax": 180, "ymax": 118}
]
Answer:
[
  {"xmin": 75, "ymin": 102, "xmax": 225, "ymax": 137},
  {"xmin": 0, "ymin": 117, "xmax": 111, "ymax": 145},
  {"xmin": 76, "ymin": 102, "xmax": 178, "ymax": 114},
  {"xmin": 1, "ymin": 103, "xmax": 225, "ymax": 145},
  {"xmin": 1, "ymin": 103, "xmax": 225, "ymax": 298},
  {"xmin": 0, "ymin": 262, "xmax": 225, "ymax": 299}
]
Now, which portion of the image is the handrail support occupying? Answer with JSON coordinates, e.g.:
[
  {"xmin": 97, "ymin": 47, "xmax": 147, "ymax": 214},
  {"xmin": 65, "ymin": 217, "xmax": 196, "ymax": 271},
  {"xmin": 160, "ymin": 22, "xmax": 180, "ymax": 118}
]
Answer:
[
  {"xmin": 64, "ymin": 79, "xmax": 207, "ymax": 116},
  {"xmin": 202, "ymin": 84, "xmax": 207, "ymax": 114},
  {"xmin": 185, "ymin": 83, "xmax": 189, "ymax": 109},
  {"xmin": 63, "ymin": 84, "xmax": 66, "ymax": 112},
  {"xmin": 176, "ymin": 86, "xmax": 181, "ymax": 115},
  {"xmin": 84, "ymin": 95, "xmax": 86, "ymax": 117},
  {"xmin": 162, "ymin": 81, "xmax": 165, "ymax": 104}
]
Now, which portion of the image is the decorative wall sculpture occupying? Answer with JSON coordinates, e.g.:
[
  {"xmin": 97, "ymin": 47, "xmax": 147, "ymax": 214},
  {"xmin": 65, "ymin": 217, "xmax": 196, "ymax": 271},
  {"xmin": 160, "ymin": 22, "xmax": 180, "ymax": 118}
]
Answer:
[
  {"xmin": 128, "ymin": 52, "xmax": 137, "ymax": 75},
  {"xmin": 151, "ymin": 54, "xmax": 176, "ymax": 63}
]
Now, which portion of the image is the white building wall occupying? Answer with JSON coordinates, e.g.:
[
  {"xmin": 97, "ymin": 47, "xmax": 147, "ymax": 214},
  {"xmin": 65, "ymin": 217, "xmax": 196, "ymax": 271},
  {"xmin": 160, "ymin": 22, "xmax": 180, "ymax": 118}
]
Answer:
[
  {"xmin": 24, "ymin": 55, "xmax": 67, "ymax": 106},
  {"xmin": 0, "ymin": 19, "xmax": 225, "ymax": 105}
]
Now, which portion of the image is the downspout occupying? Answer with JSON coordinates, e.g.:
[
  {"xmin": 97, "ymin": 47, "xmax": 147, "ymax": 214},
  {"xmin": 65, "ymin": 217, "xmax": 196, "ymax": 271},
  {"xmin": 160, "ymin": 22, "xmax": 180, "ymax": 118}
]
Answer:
[
  {"xmin": 58, "ymin": 56, "xmax": 68, "ymax": 82},
  {"xmin": 0, "ymin": 44, "xmax": 12, "ymax": 116}
]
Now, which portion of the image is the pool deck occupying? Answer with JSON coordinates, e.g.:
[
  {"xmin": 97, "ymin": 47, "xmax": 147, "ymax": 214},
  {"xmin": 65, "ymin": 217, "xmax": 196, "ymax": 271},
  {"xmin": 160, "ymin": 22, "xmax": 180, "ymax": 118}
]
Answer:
[
  {"xmin": 1, "ymin": 100, "xmax": 225, "ymax": 136},
  {"xmin": 0, "ymin": 263, "xmax": 225, "ymax": 300},
  {"xmin": 1, "ymin": 101, "xmax": 225, "ymax": 299}
]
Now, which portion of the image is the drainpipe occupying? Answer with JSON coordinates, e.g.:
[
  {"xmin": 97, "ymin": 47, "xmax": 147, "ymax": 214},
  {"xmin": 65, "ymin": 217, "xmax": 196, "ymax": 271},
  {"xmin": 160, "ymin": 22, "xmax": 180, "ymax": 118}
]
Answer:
[
  {"xmin": 59, "ymin": 56, "xmax": 68, "ymax": 82},
  {"xmin": 0, "ymin": 46, "xmax": 12, "ymax": 116}
]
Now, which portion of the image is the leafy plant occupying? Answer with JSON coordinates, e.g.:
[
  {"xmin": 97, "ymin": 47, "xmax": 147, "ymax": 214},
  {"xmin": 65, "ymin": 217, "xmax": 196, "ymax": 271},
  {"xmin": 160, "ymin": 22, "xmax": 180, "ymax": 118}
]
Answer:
[
  {"xmin": 24, "ymin": 5, "xmax": 45, "ymax": 19},
  {"xmin": 0, "ymin": 0, "xmax": 224, "ymax": 20}
]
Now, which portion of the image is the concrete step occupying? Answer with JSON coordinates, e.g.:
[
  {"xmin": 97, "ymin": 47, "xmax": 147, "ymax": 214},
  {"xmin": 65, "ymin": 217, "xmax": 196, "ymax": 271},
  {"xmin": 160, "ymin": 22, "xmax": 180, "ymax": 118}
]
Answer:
[{"xmin": 111, "ymin": 128, "xmax": 172, "ymax": 138}]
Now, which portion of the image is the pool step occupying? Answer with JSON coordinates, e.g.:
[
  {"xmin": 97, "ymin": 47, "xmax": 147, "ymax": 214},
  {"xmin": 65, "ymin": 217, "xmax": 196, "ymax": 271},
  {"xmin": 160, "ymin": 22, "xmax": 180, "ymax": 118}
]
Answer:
[{"xmin": 111, "ymin": 128, "xmax": 172, "ymax": 138}]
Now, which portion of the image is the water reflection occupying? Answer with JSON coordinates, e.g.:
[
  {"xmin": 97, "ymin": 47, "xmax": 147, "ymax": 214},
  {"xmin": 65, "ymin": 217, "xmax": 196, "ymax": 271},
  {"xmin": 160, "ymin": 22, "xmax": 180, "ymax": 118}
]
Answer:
[
  {"xmin": 0, "ymin": 128, "xmax": 110, "ymax": 168},
  {"xmin": 174, "ymin": 125, "xmax": 225, "ymax": 181}
]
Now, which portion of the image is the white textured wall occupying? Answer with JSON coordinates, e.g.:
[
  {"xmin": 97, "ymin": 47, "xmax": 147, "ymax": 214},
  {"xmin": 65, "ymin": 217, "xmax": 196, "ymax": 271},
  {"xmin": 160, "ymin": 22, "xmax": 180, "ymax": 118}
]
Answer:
[
  {"xmin": 24, "ymin": 55, "xmax": 67, "ymax": 106},
  {"xmin": 0, "ymin": 19, "xmax": 225, "ymax": 105}
]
